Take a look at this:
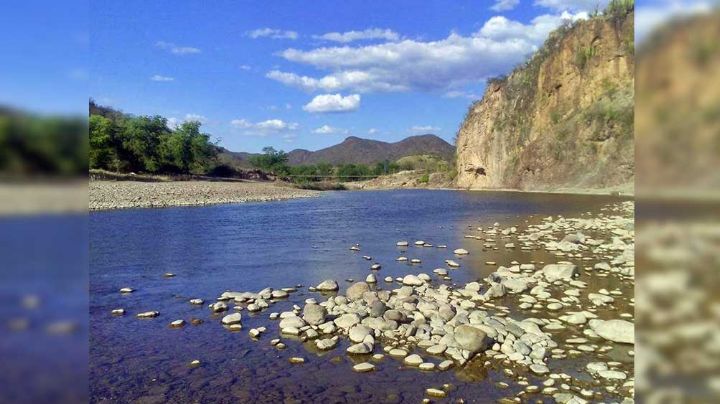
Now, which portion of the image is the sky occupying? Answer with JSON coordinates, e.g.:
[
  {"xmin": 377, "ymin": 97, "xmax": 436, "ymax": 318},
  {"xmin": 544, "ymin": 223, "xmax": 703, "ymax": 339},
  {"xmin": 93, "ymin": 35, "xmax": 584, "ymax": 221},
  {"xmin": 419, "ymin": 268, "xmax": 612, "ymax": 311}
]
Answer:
[{"xmin": 87, "ymin": 0, "xmax": 704, "ymax": 153}]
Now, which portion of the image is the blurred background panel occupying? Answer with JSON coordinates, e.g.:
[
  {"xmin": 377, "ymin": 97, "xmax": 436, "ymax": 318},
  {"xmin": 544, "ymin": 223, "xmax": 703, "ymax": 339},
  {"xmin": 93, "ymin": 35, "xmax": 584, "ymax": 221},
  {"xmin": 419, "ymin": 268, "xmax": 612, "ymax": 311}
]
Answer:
[
  {"xmin": 635, "ymin": 0, "xmax": 720, "ymax": 402},
  {"xmin": 0, "ymin": 0, "xmax": 88, "ymax": 403}
]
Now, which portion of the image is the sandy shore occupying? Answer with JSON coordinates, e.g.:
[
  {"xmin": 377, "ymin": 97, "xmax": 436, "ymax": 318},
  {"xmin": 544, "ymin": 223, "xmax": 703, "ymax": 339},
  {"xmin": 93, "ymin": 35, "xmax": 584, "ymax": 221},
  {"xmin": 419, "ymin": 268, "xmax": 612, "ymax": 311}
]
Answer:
[{"xmin": 90, "ymin": 180, "xmax": 320, "ymax": 211}]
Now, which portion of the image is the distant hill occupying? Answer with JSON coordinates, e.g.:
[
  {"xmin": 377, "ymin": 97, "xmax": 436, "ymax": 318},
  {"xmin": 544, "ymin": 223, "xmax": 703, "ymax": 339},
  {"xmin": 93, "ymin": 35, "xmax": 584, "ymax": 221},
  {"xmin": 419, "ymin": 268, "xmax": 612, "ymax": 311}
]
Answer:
[{"xmin": 286, "ymin": 134, "xmax": 454, "ymax": 166}]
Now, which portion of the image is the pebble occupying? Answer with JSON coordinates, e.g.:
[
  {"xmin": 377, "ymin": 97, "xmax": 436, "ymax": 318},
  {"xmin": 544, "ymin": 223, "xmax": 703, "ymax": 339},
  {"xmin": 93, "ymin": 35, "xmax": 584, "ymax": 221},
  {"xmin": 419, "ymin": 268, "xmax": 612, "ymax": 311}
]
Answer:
[
  {"xmin": 289, "ymin": 357, "xmax": 305, "ymax": 364},
  {"xmin": 353, "ymin": 362, "xmax": 375, "ymax": 372}
]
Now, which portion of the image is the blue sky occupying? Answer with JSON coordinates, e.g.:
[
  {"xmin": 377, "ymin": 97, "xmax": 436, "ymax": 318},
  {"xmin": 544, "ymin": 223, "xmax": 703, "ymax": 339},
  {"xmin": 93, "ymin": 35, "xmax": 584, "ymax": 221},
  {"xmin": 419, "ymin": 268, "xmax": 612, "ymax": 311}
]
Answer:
[{"xmin": 88, "ymin": 0, "xmax": 608, "ymax": 153}]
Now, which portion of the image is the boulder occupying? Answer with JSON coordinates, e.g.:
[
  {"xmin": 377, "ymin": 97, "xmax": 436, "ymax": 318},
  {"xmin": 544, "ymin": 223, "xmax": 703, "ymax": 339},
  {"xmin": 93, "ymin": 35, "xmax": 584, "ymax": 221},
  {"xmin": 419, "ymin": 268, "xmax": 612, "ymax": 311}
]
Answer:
[
  {"xmin": 302, "ymin": 304, "xmax": 327, "ymax": 325},
  {"xmin": 315, "ymin": 279, "xmax": 339, "ymax": 291},
  {"xmin": 588, "ymin": 319, "xmax": 634, "ymax": 344},
  {"xmin": 541, "ymin": 264, "xmax": 578, "ymax": 282},
  {"xmin": 454, "ymin": 324, "xmax": 492, "ymax": 354},
  {"xmin": 347, "ymin": 282, "xmax": 370, "ymax": 300}
]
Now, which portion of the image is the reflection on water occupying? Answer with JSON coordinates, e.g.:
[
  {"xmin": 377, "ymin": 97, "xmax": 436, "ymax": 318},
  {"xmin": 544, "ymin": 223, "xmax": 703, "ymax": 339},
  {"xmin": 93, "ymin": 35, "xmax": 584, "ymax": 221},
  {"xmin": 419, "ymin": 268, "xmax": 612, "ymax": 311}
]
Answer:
[{"xmin": 90, "ymin": 190, "xmax": 627, "ymax": 402}]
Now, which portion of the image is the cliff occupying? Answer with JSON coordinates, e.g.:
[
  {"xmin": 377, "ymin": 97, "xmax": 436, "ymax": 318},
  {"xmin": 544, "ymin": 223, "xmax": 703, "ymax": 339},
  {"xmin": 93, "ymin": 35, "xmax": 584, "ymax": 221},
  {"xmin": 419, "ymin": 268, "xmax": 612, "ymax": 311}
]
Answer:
[{"xmin": 455, "ymin": 10, "xmax": 634, "ymax": 191}]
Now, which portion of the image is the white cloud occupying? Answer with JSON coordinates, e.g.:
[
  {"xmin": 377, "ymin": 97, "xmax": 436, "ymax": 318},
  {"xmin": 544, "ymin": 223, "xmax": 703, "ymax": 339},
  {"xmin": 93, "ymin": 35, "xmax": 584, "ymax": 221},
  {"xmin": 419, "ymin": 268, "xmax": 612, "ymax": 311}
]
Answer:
[
  {"xmin": 303, "ymin": 93, "xmax": 361, "ymax": 113},
  {"xmin": 491, "ymin": 0, "xmax": 520, "ymax": 12},
  {"xmin": 534, "ymin": 0, "xmax": 608, "ymax": 12},
  {"xmin": 367, "ymin": 128, "xmax": 379, "ymax": 135},
  {"xmin": 239, "ymin": 64, "xmax": 252, "ymax": 71},
  {"xmin": 444, "ymin": 90, "xmax": 481, "ymax": 100},
  {"xmin": 312, "ymin": 125, "xmax": 348, "ymax": 135},
  {"xmin": 230, "ymin": 118, "xmax": 299, "ymax": 136},
  {"xmin": 411, "ymin": 125, "xmax": 441, "ymax": 133},
  {"xmin": 635, "ymin": 1, "xmax": 712, "ymax": 44},
  {"xmin": 150, "ymin": 74, "xmax": 174, "ymax": 82},
  {"xmin": 268, "ymin": 11, "xmax": 588, "ymax": 94},
  {"xmin": 155, "ymin": 41, "xmax": 201, "ymax": 55},
  {"xmin": 184, "ymin": 113, "xmax": 207, "ymax": 123},
  {"xmin": 167, "ymin": 117, "xmax": 180, "ymax": 129},
  {"xmin": 315, "ymin": 28, "xmax": 400, "ymax": 43},
  {"xmin": 247, "ymin": 28, "xmax": 298, "ymax": 40}
]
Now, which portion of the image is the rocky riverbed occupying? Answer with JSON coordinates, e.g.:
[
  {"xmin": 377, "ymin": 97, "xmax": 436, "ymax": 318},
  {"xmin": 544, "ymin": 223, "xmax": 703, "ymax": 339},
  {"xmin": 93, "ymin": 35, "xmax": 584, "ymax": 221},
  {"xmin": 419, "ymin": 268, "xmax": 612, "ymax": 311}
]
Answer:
[
  {"xmin": 111, "ymin": 200, "xmax": 634, "ymax": 403},
  {"xmin": 89, "ymin": 180, "xmax": 319, "ymax": 210}
]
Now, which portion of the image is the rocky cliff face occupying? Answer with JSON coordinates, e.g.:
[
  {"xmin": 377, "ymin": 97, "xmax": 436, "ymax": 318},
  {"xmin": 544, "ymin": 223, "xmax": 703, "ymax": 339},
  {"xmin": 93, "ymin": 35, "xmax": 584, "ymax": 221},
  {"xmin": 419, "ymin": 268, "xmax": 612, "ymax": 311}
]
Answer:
[{"xmin": 456, "ymin": 12, "xmax": 634, "ymax": 191}]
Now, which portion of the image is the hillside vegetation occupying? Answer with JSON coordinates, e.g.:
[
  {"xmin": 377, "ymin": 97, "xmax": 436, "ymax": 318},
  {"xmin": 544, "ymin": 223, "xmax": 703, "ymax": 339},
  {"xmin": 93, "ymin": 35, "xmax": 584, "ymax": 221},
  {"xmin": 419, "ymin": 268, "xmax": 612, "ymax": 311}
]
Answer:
[{"xmin": 456, "ymin": 1, "xmax": 634, "ymax": 191}]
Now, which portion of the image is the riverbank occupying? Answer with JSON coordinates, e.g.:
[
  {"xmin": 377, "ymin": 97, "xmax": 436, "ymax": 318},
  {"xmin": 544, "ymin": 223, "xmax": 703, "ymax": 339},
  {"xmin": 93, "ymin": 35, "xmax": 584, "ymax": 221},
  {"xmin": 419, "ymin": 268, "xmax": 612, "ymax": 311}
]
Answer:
[{"xmin": 89, "ymin": 180, "xmax": 319, "ymax": 211}]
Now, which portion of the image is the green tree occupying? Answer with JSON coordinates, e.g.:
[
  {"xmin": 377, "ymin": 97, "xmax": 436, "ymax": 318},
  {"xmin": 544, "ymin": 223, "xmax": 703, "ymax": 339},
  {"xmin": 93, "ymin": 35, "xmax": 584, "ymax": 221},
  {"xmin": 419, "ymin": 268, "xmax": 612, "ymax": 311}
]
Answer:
[
  {"xmin": 89, "ymin": 115, "xmax": 117, "ymax": 170},
  {"xmin": 249, "ymin": 146, "xmax": 289, "ymax": 174}
]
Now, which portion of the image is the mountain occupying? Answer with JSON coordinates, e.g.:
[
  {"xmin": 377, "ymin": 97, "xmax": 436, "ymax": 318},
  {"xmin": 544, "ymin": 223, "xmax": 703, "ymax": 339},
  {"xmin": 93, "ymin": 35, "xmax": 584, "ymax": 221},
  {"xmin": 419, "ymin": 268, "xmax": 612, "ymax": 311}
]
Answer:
[
  {"xmin": 286, "ymin": 134, "xmax": 454, "ymax": 166},
  {"xmin": 455, "ymin": 5, "xmax": 634, "ymax": 191}
]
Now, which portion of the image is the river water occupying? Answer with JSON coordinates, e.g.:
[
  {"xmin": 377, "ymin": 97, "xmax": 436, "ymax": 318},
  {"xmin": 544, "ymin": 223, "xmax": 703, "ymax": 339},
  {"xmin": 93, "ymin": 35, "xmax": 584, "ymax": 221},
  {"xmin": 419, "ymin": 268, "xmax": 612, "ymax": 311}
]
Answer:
[{"xmin": 89, "ymin": 190, "xmax": 629, "ymax": 402}]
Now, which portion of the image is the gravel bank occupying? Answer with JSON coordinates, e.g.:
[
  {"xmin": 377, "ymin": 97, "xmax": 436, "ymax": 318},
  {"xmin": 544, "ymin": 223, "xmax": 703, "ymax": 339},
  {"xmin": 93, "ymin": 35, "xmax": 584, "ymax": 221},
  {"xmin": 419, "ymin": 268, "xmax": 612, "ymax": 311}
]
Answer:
[{"xmin": 90, "ymin": 180, "xmax": 320, "ymax": 211}]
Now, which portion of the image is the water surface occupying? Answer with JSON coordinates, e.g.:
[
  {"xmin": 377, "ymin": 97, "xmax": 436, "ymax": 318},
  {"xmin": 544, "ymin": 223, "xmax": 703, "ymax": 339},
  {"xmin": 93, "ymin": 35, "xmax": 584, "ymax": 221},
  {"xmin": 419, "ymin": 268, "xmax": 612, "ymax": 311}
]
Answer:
[{"xmin": 90, "ymin": 190, "xmax": 625, "ymax": 402}]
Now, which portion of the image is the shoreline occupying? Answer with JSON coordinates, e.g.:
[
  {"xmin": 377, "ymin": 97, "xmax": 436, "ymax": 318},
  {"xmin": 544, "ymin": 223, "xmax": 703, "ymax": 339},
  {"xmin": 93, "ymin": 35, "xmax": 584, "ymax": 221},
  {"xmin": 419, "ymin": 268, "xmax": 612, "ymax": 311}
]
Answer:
[
  {"xmin": 89, "ymin": 179, "xmax": 320, "ymax": 211},
  {"xmin": 89, "ymin": 179, "xmax": 635, "ymax": 212}
]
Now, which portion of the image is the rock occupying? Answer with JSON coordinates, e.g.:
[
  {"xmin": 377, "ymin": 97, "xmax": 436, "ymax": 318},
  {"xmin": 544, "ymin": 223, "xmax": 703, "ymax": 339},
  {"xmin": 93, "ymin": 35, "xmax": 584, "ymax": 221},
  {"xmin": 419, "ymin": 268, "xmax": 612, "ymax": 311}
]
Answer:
[
  {"xmin": 271, "ymin": 290, "xmax": 288, "ymax": 299},
  {"xmin": 383, "ymin": 310, "xmax": 407, "ymax": 323},
  {"xmin": 389, "ymin": 348, "xmax": 408, "ymax": 357},
  {"xmin": 163, "ymin": 273, "xmax": 175, "ymax": 278},
  {"xmin": 222, "ymin": 313, "xmax": 242, "ymax": 325},
  {"xmin": 279, "ymin": 315, "xmax": 305, "ymax": 329},
  {"xmin": 366, "ymin": 274, "xmax": 377, "ymax": 283},
  {"xmin": 137, "ymin": 311, "xmax": 159, "ymax": 318},
  {"xmin": 446, "ymin": 260, "xmax": 460, "ymax": 268},
  {"xmin": 370, "ymin": 263, "xmax": 381, "ymax": 270},
  {"xmin": 454, "ymin": 325, "xmax": 492, "ymax": 354},
  {"xmin": 170, "ymin": 319, "xmax": 185, "ymax": 328},
  {"xmin": 384, "ymin": 276, "xmax": 393, "ymax": 282},
  {"xmin": 189, "ymin": 298, "xmax": 204, "ymax": 305},
  {"xmin": 211, "ymin": 302, "xmax": 228, "ymax": 313},
  {"xmin": 334, "ymin": 313, "xmax": 361, "ymax": 329},
  {"xmin": 438, "ymin": 360, "xmax": 454, "ymax": 371},
  {"xmin": 346, "ymin": 282, "xmax": 370, "ymax": 300},
  {"xmin": 541, "ymin": 264, "xmax": 578, "ymax": 282},
  {"xmin": 598, "ymin": 370, "xmax": 627, "ymax": 380},
  {"xmin": 426, "ymin": 388, "xmax": 447, "ymax": 398},
  {"xmin": 368, "ymin": 300, "xmax": 387, "ymax": 317},
  {"xmin": 419, "ymin": 362, "xmax": 436, "ymax": 371},
  {"xmin": 503, "ymin": 278, "xmax": 530, "ymax": 293},
  {"xmin": 454, "ymin": 248, "xmax": 469, "ymax": 255},
  {"xmin": 315, "ymin": 279, "xmax": 339, "ymax": 291},
  {"xmin": 349, "ymin": 325, "xmax": 372, "ymax": 343},
  {"xmin": 289, "ymin": 357, "xmax": 305, "ymax": 364},
  {"xmin": 302, "ymin": 304, "xmax": 327, "ymax": 325},
  {"xmin": 589, "ymin": 319, "xmax": 634, "ymax": 344},
  {"xmin": 316, "ymin": 337, "xmax": 338, "ymax": 350},
  {"xmin": 249, "ymin": 328, "xmax": 262, "ymax": 338},
  {"xmin": 427, "ymin": 344, "xmax": 447, "ymax": 355},
  {"xmin": 397, "ymin": 241, "xmax": 409, "ymax": 247},
  {"xmin": 402, "ymin": 275, "xmax": 424, "ymax": 286},
  {"xmin": 547, "ymin": 303, "xmax": 563, "ymax": 311},
  {"xmin": 353, "ymin": 362, "xmax": 375, "ymax": 372},
  {"xmin": 586, "ymin": 362, "xmax": 608, "ymax": 374},
  {"xmin": 189, "ymin": 359, "xmax": 200, "ymax": 366},
  {"xmin": 119, "ymin": 287, "xmax": 134, "ymax": 293},
  {"xmin": 530, "ymin": 363, "xmax": 550, "ymax": 375},
  {"xmin": 111, "ymin": 308, "xmax": 125, "ymax": 315},
  {"xmin": 404, "ymin": 354, "xmax": 423, "ymax": 366},
  {"xmin": 347, "ymin": 341, "xmax": 373, "ymax": 354},
  {"xmin": 415, "ymin": 240, "xmax": 425, "ymax": 245}
]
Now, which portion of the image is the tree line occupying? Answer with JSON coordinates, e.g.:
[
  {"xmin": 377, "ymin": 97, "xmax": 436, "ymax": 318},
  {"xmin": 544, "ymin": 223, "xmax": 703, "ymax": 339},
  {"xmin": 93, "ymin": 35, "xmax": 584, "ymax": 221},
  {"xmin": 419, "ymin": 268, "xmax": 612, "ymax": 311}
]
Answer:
[
  {"xmin": 89, "ymin": 100, "xmax": 217, "ymax": 174},
  {"xmin": 248, "ymin": 147, "xmax": 404, "ymax": 182}
]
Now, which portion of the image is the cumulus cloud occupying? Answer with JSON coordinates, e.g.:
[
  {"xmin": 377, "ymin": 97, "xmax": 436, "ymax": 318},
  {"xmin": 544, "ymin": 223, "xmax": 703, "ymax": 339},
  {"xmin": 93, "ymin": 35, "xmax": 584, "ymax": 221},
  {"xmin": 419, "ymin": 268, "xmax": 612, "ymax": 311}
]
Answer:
[
  {"xmin": 491, "ymin": 0, "xmax": 520, "ymax": 12},
  {"xmin": 247, "ymin": 28, "xmax": 298, "ymax": 40},
  {"xmin": 411, "ymin": 125, "xmax": 441, "ymax": 133},
  {"xmin": 155, "ymin": 41, "xmax": 201, "ymax": 55},
  {"xmin": 534, "ymin": 0, "xmax": 609, "ymax": 12},
  {"xmin": 267, "ymin": 11, "xmax": 588, "ymax": 94},
  {"xmin": 314, "ymin": 28, "xmax": 400, "ymax": 43},
  {"xmin": 150, "ymin": 74, "xmax": 174, "ymax": 82},
  {"xmin": 230, "ymin": 118, "xmax": 299, "ymax": 136},
  {"xmin": 303, "ymin": 94, "xmax": 361, "ymax": 113},
  {"xmin": 444, "ymin": 90, "xmax": 481, "ymax": 100},
  {"xmin": 635, "ymin": 1, "xmax": 712, "ymax": 44},
  {"xmin": 312, "ymin": 125, "xmax": 348, "ymax": 135},
  {"xmin": 184, "ymin": 113, "xmax": 207, "ymax": 123}
]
